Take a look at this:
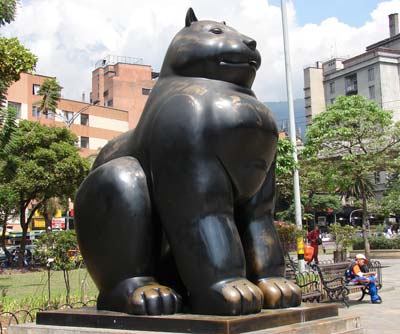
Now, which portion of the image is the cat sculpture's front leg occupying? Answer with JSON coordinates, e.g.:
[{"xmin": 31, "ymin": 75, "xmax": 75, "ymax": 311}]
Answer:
[{"xmin": 236, "ymin": 164, "xmax": 302, "ymax": 308}]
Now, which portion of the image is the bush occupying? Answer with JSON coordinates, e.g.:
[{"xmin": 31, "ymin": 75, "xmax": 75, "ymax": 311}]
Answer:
[
  {"xmin": 352, "ymin": 236, "xmax": 400, "ymax": 250},
  {"xmin": 274, "ymin": 221, "xmax": 306, "ymax": 255}
]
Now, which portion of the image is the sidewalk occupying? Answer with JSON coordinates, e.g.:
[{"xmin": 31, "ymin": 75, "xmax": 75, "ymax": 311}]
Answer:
[{"xmin": 320, "ymin": 255, "xmax": 400, "ymax": 334}]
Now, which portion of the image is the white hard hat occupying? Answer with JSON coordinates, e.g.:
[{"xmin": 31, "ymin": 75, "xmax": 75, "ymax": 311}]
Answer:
[{"xmin": 355, "ymin": 253, "xmax": 367, "ymax": 261}]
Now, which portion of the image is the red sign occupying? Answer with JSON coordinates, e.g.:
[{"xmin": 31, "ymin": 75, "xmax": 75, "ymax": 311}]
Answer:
[{"xmin": 52, "ymin": 218, "xmax": 66, "ymax": 229}]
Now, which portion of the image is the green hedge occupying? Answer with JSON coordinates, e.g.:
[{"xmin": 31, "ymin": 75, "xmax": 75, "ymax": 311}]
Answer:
[{"xmin": 352, "ymin": 237, "xmax": 400, "ymax": 250}]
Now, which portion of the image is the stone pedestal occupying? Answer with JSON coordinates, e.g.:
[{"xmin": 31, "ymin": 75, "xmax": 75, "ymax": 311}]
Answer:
[{"xmin": 7, "ymin": 304, "xmax": 347, "ymax": 334}]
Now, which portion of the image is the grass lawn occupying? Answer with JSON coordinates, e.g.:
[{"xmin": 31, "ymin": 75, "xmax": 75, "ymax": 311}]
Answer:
[{"xmin": 0, "ymin": 267, "xmax": 98, "ymax": 310}]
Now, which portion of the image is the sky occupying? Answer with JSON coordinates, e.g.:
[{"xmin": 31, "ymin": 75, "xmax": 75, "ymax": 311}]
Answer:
[{"xmin": 2, "ymin": 0, "xmax": 399, "ymax": 102}]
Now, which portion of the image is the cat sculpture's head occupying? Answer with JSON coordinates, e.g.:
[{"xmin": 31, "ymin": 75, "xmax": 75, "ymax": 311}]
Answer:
[{"xmin": 160, "ymin": 8, "xmax": 261, "ymax": 89}]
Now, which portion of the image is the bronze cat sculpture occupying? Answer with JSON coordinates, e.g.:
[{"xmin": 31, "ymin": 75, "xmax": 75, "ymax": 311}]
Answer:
[{"xmin": 75, "ymin": 8, "xmax": 301, "ymax": 316}]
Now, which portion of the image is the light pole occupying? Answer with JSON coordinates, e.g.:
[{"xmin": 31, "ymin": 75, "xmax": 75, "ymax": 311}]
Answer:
[
  {"xmin": 349, "ymin": 209, "xmax": 363, "ymax": 226},
  {"xmin": 55, "ymin": 105, "xmax": 90, "ymax": 128},
  {"xmin": 280, "ymin": 0, "xmax": 304, "ymax": 272}
]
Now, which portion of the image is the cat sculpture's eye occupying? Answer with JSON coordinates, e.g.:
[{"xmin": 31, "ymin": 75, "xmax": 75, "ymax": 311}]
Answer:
[{"xmin": 210, "ymin": 27, "xmax": 223, "ymax": 34}]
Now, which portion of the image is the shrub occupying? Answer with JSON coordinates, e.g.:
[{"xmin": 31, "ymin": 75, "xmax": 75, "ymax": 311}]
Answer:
[
  {"xmin": 352, "ymin": 236, "xmax": 400, "ymax": 250},
  {"xmin": 274, "ymin": 221, "xmax": 306, "ymax": 255}
]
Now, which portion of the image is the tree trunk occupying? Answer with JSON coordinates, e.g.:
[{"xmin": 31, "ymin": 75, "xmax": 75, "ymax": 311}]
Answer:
[
  {"xmin": 64, "ymin": 269, "xmax": 71, "ymax": 304},
  {"xmin": 18, "ymin": 202, "xmax": 28, "ymax": 267},
  {"xmin": 42, "ymin": 200, "xmax": 52, "ymax": 232},
  {"xmin": 0, "ymin": 210, "xmax": 12, "ymax": 264},
  {"xmin": 18, "ymin": 199, "xmax": 40, "ymax": 267},
  {"xmin": 362, "ymin": 194, "xmax": 371, "ymax": 258}
]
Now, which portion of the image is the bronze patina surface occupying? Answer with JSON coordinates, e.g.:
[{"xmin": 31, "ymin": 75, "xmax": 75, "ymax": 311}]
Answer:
[
  {"xmin": 36, "ymin": 304, "xmax": 338, "ymax": 334},
  {"xmin": 74, "ymin": 8, "xmax": 301, "ymax": 316}
]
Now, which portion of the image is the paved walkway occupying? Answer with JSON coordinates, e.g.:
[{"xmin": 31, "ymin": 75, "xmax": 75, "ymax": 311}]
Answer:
[{"xmin": 321, "ymin": 255, "xmax": 400, "ymax": 334}]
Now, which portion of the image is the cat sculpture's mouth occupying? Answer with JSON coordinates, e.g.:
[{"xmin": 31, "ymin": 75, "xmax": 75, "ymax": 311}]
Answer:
[{"xmin": 219, "ymin": 60, "xmax": 259, "ymax": 70}]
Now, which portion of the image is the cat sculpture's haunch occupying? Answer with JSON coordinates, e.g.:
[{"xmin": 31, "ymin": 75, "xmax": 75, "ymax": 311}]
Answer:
[{"xmin": 75, "ymin": 8, "xmax": 301, "ymax": 316}]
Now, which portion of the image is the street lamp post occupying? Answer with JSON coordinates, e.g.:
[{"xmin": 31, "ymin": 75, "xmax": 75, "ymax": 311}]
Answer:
[
  {"xmin": 280, "ymin": 0, "xmax": 304, "ymax": 272},
  {"xmin": 55, "ymin": 105, "xmax": 90, "ymax": 128},
  {"xmin": 349, "ymin": 209, "xmax": 363, "ymax": 225}
]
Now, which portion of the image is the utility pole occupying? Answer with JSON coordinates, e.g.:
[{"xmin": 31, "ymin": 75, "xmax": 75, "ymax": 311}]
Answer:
[
  {"xmin": 280, "ymin": 0, "xmax": 305, "ymax": 272},
  {"xmin": 55, "ymin": 105, "xmax": 90, "ymax": 128}
]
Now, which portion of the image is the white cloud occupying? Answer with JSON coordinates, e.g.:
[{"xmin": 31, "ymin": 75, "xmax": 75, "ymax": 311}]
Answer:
[{"xmin": 2, "ymin": 0, "xmax": 400, "ymax": 102}]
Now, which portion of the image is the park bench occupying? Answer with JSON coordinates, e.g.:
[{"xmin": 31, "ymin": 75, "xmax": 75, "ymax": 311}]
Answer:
[
  {"xmin": 311, "ymin": 260, "xmax": 382, "ymax": 307},
  {"xmin": 286, "ymin": 255, "xmax": 322, "ymax": 303},
  {"xmin": 294, "ymin": 270, "xmax": 322, "ymax": 303}
]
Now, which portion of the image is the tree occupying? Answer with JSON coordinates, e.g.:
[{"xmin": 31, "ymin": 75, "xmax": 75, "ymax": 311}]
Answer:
[
  {"xmin": 305, "ymin": 193, "xmax": 342, "ymax": 225},
  {"xmin": 275, "ymin": 137, "xmax": 297, "ymax": 214},
  {"xmin": 304, "ymin": 95, "xmax": 400, "ymax": 257},
  {"xmin": 0, "ymin": 0, "xmax": 37, "ymax": 105},
  {"xmin": 0, "ymin": 0, "xmax": 18, "ymax": 27},
  {"xmin": 374, "ymin": 174, "xmax": 400, "ymax": 218},
  {"xmin": 0, "ymin": 106, "xmax": 18, "ymax": 260},
  {"xmin": 34, "ymin": 230, "xmax": 80, "ymax": 304},
  {"xmin": 36, "ymin": 78, "xmax": 62, "ymax": 116},
  {"xmin": 4, "ymin": 120, "xmax": 90, "ymax": 266}
]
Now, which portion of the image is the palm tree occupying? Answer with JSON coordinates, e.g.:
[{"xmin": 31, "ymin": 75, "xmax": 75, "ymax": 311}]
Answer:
[
  {"xmin": 341, "ymin": 175, "xmax": 375, "ymax": 257},
  {"xmin": 36, "ymin": 78, "xmax": 61, "ymax": 117},
  {"xmin": 0, "ymin": 105, "xmax": 19, "ymax": 261}
]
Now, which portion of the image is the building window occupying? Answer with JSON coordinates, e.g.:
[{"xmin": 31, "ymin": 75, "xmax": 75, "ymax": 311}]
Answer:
[
  {"xmin": 142, "ymin": 88, "xmax": 152, "ymax": 96},
  {"xmin": 80, "ymin": 136, "xmax": 89, "ymax": 149},
  {"xmin": 106, "ymin": 99, "xmax": 113, "ymax": 107},
  {"xmin": 329, "ymin": 82, "xmax": 335, "ymax": 94},
  {"xmin": 345, "ymin": 74, "xmax": 358, "ymax": 96},
  {"xmin": 369, "ymin": 85, "xmax": 375, "ymax": 100},
  {"xmin": 63, "ymin": 110, "xmax": 74, "ymax": 122},
  {"xmin": 368, "ymin": 67, "xmax": 375, "ymax": 81},
  {"xmin": 45, "ymin": 110, "xmax": 55, "ymax": 119},
  {"xmin": 7, "ymin": 101, "xmax": 21, "ymax": 118},
  {"xmin": 103, "ymin": 90, "xmax": 109, "ymax": 97},
  {"xmin": 32, "ymin": 106, "xmax": 40, "ymax": 118},
  {"xmin": 80, "ymin": 113, "xmax": 89, "ymax": 126},
  {"xmin": 32, "ymin": 84, "xmax": 41, "ymax": 95}
]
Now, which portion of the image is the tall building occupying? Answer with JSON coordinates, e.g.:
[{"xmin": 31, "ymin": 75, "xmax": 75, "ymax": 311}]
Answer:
[
  {"xmin": 304, "ymin": 13, "xmax": 400, "ymax": 125},
  {"xmin": 5, "ymin": 72, "xmax": 129, "ymax": 157},
  {"xmin": 90, "ymin": 55, "xmax": 158, "ymax": 129},
  {"xmin": 4, "ymin": 55, "xmax": 158, "ymax": 157}
]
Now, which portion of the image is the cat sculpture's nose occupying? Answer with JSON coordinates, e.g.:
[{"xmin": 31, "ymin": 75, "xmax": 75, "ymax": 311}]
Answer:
[{"xmin": 243, "ymin": 36, "xmax": 257, "ymax": 50}]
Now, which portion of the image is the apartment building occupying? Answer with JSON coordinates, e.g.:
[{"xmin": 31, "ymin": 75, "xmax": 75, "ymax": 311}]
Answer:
[
  {"xmin": 304, "ymin": 13, "xmax": 400, "ymax": 125},
  {"xmin": 90, "ymin": 55, "xmax": 157, "ymax": 129},
  {"xmin": 5, "ymin": 72, "xmax": 129, "ymax": 157},
  {"xmin": 5, "ymin": 56, "xmax": 158, "ymax": 157}
]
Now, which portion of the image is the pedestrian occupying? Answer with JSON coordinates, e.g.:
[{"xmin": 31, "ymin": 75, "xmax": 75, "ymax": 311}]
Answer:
[
  {"xmin": 385, "ymin": 224, "xmax": 393, "ymax": 239},
  {"xmin": 307, "ymin": 226, "xmax": 320, "ymax": 264},
  {"xmin": 347, "ymin": 254, "xmax": 382, "ymax": 304}
]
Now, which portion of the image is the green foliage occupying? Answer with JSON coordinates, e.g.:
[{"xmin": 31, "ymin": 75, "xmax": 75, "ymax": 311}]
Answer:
[
  {"xmin": 329, "ymin": 223, "xmax": 356, "ymax": 250},
  {"xmin": 275, "ymin": 138, "xmax": 297, "ymax": 212},
  {"xmin": 307, "ymin": 194, "xmax": 342, "ymax": 213},
  {"xmin": 0, "ymin": 120, "xmax": 89, "ymax": 267},
  {"xmin": 6, "ymin": 120, "xmax": 90, "ymax": 199},
  {"xmin": 0, "ymin": 106, "xmax": 17, "ymax": 149},
  {"xmin": 36, "ymin": 78, "xmax": 62, "ymax": 115},
  {"xmin": 352, "ymin": 236, "xmax": 400, "ymax": 250},
  {"xmin": 0, "ymin": 268, "xmax": 97, "ymax": 308},
  {"xmin": 303, "ymin": 95, "xmax": 400, "ymax": 255},
  {"xmin": 34, "ymin": 230, "xmax": 81, "ymax": 304},
  {"xmin": 274, "ymin": 221, "xmax": 306, "ymax": 255},
  {"xmin": 34, "ymin": 230, "xmax": 79, "ymax": 270},
  {"xmin": 374, "ymin": 175, "xmax": 400, "ymax": 216},
  {"xmin": 0, "ymin": 37, "xmax": 37, "ymax": 105},
  {"xmin": 0, "ymin": 0, "xmax": 18, "ymax": 27},
  {"xmin": 304, "ymin": 96, "xmax": 400, "ymax": 192},
  {"xmin": 276, "ymin": 137, "xmax": 296, "ymax": 177}
]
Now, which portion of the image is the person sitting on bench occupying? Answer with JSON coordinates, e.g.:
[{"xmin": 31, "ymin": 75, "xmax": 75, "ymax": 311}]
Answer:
[{"xmin": 347, "ymin": 254, "xmax": 382, "ymax": 304}]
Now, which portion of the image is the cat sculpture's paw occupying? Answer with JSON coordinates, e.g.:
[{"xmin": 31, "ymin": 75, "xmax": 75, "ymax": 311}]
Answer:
[{"xmin": 257, "ymin": 277, "xmax": 301, "ymax": 309}]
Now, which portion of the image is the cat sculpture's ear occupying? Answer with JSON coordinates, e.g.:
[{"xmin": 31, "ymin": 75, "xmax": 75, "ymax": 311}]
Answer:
[{"xmin": 185, "ymin": 8, "xmax": 198, "ymax": 27}]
